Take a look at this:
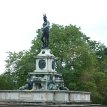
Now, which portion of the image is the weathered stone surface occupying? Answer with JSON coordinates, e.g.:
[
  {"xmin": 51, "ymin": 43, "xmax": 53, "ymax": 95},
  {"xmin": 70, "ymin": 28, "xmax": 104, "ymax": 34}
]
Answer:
[{"xmin": 0, "ymin": 90, "xmax": 90, "ymax": 104}]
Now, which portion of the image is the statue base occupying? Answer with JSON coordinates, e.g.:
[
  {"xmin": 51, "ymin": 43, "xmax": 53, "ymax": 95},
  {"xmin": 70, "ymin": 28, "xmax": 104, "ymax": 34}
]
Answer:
[{"xmin": 0, "ymin": 49, "xmax": 91, "ymax": 106}]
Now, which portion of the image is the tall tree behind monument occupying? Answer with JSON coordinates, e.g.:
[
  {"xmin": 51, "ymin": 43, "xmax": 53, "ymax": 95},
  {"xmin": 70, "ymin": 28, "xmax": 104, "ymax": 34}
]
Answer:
[{"xmin": 4, "ymin": 23, "xmax": 107, "ymax": 104}]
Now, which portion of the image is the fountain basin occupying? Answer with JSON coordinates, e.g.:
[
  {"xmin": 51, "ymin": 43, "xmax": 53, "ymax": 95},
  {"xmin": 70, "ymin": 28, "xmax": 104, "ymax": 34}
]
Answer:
[{"xmin": 0, "ymin": 90, "xmax": 90, "ymax": 104}]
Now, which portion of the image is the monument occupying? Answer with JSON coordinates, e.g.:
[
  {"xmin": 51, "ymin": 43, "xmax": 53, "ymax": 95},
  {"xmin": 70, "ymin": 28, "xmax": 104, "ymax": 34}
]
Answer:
[
  {"xmin": 19, "ymin": 14, "xmax": 68, "ymax": 91},
  {"xmin": 0, "ymin": 15, "xmax": 91, "ymax": 106}
]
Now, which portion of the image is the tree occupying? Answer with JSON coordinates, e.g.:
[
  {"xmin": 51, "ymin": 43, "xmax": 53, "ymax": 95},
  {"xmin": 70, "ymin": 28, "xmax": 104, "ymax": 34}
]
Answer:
[
  {"xmin": 0, "ymin": 73, "xmax": 15, "ymax": 90},
  {"xmin": 3, "ymin": 24, "xmax": 107, "ymax": 104}
]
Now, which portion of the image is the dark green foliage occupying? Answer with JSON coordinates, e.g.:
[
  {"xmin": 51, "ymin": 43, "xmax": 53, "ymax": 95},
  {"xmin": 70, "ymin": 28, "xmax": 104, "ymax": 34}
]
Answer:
[
  {"xmin": 1, "ymin": 24, "xmax": 107, "ymax": 104},
  {"xmin": 0, "ymin": 73, "xmax": 15, "ymax": 90}
]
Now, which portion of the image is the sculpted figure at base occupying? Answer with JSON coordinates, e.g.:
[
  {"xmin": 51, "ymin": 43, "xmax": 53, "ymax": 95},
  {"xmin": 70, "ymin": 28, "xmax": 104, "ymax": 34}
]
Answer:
[{"xmin": 41, "ymin": 14, "xmax": 50, "ymax": 49}]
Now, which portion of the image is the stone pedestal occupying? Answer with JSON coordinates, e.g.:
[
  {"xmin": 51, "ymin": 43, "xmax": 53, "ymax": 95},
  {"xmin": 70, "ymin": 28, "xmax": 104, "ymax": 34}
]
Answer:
[
  {"xmin": 0, "ymin": 90, "xmax": 91, "ymax": 104},
  {"xmin": 0, "ymin": 48, "xmax": 91, "ymax": 106},
  {"xmin": 19, "ymin": 49, "xmax": 67, "ymax": 90}
]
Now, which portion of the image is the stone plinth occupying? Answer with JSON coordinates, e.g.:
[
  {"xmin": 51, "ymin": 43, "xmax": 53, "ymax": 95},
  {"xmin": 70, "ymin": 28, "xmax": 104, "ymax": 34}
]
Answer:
[{"xmin": 0, "ymin": 90, "xmax": 90, "ymax": 104}]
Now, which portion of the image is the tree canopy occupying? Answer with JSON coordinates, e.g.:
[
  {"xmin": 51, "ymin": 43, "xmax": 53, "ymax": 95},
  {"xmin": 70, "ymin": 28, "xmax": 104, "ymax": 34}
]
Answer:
[{"xmin": 1, "ymin": 24, "xmax": 107, "ymax": 104}]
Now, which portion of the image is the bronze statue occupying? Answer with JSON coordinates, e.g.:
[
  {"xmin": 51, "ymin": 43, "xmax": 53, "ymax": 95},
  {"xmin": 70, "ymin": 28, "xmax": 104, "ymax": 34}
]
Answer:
[{"xmin": 41, "ymin": 14, "xmax": 50, "ymax": 49}]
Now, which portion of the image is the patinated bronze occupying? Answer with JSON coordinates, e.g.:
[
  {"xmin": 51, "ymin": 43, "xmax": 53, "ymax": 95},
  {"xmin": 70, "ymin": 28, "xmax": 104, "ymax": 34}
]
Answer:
[{"xmin": 41, "ymin": 14, "xmax": 50, "ymax": 48}]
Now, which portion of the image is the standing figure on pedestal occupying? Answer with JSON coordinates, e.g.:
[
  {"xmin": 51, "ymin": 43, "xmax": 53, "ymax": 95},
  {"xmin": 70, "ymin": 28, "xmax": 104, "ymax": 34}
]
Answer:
[{"xmin": 41, "ymin": 14, "xmax": 50, "ymax": 49}]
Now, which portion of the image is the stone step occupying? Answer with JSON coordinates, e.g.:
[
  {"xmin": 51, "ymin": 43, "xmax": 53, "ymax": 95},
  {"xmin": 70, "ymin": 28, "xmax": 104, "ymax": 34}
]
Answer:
[
  {"xmin": 0, "ymin": 101, "xmax": 92, "ymax": 107},
  {"xmin": 0, "ymin": 104, "xmax": 104, "ymax": 107},
  {"xmin": 0, "ymin": 101, "xmax": 104, "ymax": 107}
]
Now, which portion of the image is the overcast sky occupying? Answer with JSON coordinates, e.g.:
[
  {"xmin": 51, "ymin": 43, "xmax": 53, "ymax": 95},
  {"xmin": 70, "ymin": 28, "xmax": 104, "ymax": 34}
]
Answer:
[{"xmin": 0, "ymin": 0, "xmax": 107, "ymax": 74}]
